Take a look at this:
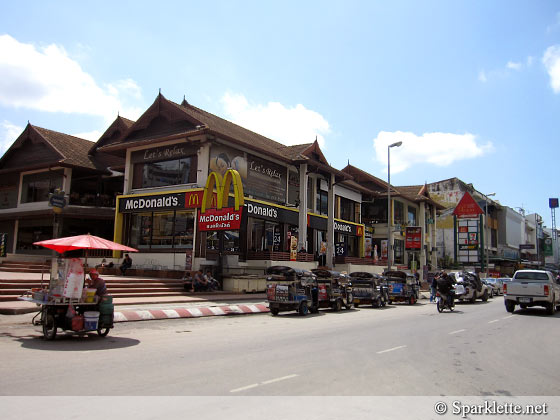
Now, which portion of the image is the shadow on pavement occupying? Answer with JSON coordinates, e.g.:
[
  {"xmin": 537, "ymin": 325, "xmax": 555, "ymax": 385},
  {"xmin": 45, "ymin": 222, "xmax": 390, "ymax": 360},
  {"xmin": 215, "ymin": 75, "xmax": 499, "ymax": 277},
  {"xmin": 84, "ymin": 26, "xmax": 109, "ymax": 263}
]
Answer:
[{"xmin": 0, "ymin": 331, "xmax": 141, "ymax": 351}]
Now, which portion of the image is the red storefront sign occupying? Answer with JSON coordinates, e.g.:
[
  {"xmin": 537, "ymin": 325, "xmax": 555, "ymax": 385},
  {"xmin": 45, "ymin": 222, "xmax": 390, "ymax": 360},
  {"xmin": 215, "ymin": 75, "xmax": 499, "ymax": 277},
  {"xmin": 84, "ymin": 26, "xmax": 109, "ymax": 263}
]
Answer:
[
  {"xmin": 198, "ymin": 208, "xmax": 243, "ymax": 231},
  {"xmin": 405, "ymin": 226, "xmax": 422, "ymax": 250},
  {"xmin": 453, "ymin": 191, "xmax": 483, "ymax": 218}
]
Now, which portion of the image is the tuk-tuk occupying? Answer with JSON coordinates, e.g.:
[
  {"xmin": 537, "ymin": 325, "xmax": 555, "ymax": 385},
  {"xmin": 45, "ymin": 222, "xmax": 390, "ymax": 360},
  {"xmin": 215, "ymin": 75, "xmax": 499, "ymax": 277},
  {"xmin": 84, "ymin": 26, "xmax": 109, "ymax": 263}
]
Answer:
[
  {"xmin": 384, "ymin": 270, "xmax": 419, "ymax": 305},
  {"xmin": 349, "ymin": 272, "xmax": 387, "ymax": 308},
  {"xmin": 310, "ymin": 269, "xmax": 353, "ymax": 311},
  {"xmin": 266, "ymin": 266, "xmax": 317, "ymax": 316}
]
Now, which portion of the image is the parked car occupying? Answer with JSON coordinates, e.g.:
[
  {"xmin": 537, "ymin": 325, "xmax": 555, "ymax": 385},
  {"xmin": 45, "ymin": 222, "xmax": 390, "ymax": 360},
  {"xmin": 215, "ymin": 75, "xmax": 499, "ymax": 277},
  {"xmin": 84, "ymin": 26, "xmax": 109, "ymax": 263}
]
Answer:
[
  {"xmin": 504, "ymin": 269, "xmax": 560, "ymax": 315},
  {"xmin": 480, "ymin": 279, "xmax": 495, "ymax": 298},
  {"xmin": 449, "ymin": 271, "xmax": 491, "ymax": 303},
  {"xmin": 483, "ymin": 278, "xmax": 504, "ymax": 295}
]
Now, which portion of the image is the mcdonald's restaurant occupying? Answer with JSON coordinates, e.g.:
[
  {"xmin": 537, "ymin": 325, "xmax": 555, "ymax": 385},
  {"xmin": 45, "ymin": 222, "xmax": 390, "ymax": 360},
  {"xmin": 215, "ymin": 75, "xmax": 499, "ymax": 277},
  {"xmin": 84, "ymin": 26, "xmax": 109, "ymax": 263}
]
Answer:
[{"xmin": 100, "ymin": 94, "xmax": 370, "ymax": 286}]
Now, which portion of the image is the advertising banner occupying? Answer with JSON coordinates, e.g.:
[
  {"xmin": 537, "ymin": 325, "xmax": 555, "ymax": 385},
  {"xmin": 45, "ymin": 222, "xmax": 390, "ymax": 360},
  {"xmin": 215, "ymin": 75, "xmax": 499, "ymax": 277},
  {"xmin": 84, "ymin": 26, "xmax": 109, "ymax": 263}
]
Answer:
[{"xmin": 405, "ymin": 226, "xmax": 422, "ymax": 250}]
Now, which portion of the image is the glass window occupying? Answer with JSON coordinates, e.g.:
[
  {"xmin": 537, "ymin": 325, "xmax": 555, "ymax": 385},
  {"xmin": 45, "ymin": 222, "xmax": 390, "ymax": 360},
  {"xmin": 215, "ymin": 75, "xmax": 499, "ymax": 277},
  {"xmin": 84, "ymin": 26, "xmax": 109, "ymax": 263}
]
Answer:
[
  {"xmin": 394, "ymin": 239, "xmax": 404, "ymax": 264},
  {"xmin": 21, "ymin": 170, "xmax": 63, "ymax": 203},
  {"xmin": 407, "ymin": 206, "xmax": 417, "ymax": 226},
  {"xmin": 394, "ymin": 201, "xmax": 404, "ymax": 224},
  {"xmin": 128, "ymin": 211, "xmax": 195, "ymax": 249},
  {"xmin": 132, "ymin": 156, "xmax": 197, "ymax": 189},
  {"xmin": 224, "ymin": 230, "xmax": 240, "ymax": 252},
  {"xmin": 340, "ymin": 197, "xmax": 356, "ymax": 222},
  {"xmin": 362, "ymin": 199, "xmax": 387, "ymax": 224},
  {"xmin": 316, "ymin": 190, "xmax": 328, "ymax": 216},
  {"xmin": 206, "ymin": 231, "xmax": 219, "ymax": 250}
]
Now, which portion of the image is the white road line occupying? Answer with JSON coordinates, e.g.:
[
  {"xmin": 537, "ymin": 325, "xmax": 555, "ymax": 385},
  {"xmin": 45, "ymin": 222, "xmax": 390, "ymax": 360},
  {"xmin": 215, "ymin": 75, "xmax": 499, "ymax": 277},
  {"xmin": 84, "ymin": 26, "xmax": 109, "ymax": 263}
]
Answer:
[
  {"xmin": 230, "ymin": 383, "xmax": 259, "ymax": 393},
  {"xmin": 501, "ymin": 315, "xmax": 514, "ymax": 320},
  {"xmin": 488, "ymin": 319, "xmax": 500, "ymax": 324},
  {"xmin": 449, "ymin": 329, "xmax": 466, "ymax": 335},
  {"xmin": 230, "ymin": 374, "xmax": 299, "ymax": 393},
  {"xmin": 376, "ymin": 345, "xmax": 407, "ymax": 354},
  {"xmin": 261, "ymin": 374, "xmax": 299, "ymax": 385}
]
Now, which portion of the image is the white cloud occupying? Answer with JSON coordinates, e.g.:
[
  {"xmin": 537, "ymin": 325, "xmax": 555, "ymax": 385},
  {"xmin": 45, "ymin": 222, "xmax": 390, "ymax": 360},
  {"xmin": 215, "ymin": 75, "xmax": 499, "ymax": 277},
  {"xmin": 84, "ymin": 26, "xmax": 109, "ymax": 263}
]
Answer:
[
  {"xmin": 372, "ymin": 131, "xmax": 494, "ymax": 174},
  {"xmin": 72, "ymin": 130, "xmax": 103, "ymax": 141},
  {"xmin": 527, "ymin": 56, "xmax": 534, "ymax": 66},
  {"xmin": 543, "ymin": 45, "xmax": 560, "ymax": 93},
  {"xmin": 0, "ymin": 35, "xmax": 144, "ymax": 122},
  {"xmin": 0, "ymin": 120, "xmax": 23, "ymax": 156},
  {"xmin": 506, "ymin": 61, "xmax": 522, "ymax": 70},
  {"xmin": 220, "ymin": 92, "xmax": 330, "ymax": 147},
  {"xmin": 478, "ymin": 71, "xmax": 487, "ymax": 83}
]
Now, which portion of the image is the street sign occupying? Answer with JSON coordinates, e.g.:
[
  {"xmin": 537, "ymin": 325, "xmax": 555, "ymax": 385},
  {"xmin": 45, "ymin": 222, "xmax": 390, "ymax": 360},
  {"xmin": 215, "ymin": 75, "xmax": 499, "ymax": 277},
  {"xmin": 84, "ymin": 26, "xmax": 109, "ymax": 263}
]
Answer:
[
  {"xmin": 48, "ymin": 192, "xmax": 67, "ymax": 209},
  {"xmin": 453, "ymin": 191, "xmax": 484, "ymax": 218}
]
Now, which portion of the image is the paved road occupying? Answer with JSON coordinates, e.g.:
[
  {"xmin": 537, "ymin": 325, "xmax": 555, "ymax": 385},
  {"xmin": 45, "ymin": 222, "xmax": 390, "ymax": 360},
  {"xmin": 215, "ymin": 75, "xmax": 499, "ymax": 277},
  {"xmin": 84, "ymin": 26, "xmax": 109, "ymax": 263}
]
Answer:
[{"xmin": 1, "ymin": 297, "xmax": 559, "ymax": 396}]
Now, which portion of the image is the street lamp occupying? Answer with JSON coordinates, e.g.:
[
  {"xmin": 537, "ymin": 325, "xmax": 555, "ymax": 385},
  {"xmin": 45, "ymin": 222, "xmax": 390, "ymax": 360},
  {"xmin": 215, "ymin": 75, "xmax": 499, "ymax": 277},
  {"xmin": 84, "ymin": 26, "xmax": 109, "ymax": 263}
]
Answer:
[
  {"xmin": 387, "ymin": 141, "xmax": 402, "ymax": 270},
  {"xmin": 484, "ymin": 192, "xmax": 496, "ymax": 277}
]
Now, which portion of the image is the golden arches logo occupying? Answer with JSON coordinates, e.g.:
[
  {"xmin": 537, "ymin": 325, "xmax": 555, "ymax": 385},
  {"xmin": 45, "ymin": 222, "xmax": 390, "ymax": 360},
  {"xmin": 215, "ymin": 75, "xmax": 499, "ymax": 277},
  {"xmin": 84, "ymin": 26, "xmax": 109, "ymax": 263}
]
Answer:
[{"xmin": 201, "ymin": 169, "xmax": 244, "ymax": 214}]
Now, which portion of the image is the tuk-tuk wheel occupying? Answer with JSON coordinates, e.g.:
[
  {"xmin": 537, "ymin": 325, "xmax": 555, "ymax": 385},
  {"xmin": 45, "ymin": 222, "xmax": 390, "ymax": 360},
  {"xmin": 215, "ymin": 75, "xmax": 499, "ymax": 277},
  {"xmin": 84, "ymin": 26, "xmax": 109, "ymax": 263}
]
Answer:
[
  {"xmin": 97, "ymin": 327, "xmax": 110, "ymax": 337},
  {"xmin": 298, "ymin": 301, "xmax": 308, "ymax": 316},
  {"xmin": 373, "ymin": 297, "xmax": 382, "ymax": 308},
  {"xmin": 353, "ymin": 302, "xmax": 360, "ymax": 308},
  {"xmin": 270, "ymin": 307, "xmax": 279, "ymax": 316},
  {"xmin": 409, "ymin": 295, "xmax": 416, "ymax": 305},
  {"xmin": 333, "ymin": 299, "xmax": 342, "ymax": 312},
  {"xmin": 42, "ymin": 313, "xmax": 57, "ymax": 340}
]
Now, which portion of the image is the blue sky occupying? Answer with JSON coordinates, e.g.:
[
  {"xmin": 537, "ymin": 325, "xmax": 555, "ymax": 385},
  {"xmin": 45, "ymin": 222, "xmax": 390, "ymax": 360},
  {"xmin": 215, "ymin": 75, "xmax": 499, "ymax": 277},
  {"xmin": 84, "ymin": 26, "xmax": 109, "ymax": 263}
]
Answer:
[{"xmin": 1, "ymin": 1, "xmax": 559, "ymax": 227}]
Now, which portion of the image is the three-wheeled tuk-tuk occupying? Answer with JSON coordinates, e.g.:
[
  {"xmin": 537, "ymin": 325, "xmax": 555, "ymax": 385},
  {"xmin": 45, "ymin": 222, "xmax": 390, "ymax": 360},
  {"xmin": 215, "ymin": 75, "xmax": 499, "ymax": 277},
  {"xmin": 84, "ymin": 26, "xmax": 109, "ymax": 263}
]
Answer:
[
  {"xmin": 384, "ymin": 270, "xmax": 420, "ymax": 305},
  {"xmin": 266, "ymin": 266, "xmax": 317, "ymax": 316},
  {"xmin": 349, "ymin": 272, "xmax": 387, "ymax": 308},
  {"xmin": 310, "ymin": 269, "xmax": 353, "ymax": 311}
]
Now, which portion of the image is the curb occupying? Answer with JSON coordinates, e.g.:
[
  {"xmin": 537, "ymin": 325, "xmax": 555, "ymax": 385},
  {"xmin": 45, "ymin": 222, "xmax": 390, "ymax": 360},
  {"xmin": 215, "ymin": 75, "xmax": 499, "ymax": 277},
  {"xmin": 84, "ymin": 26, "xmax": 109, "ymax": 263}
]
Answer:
[{"xmin": 114, "ymin": 303, "xmax": 270, "ymax": 322}]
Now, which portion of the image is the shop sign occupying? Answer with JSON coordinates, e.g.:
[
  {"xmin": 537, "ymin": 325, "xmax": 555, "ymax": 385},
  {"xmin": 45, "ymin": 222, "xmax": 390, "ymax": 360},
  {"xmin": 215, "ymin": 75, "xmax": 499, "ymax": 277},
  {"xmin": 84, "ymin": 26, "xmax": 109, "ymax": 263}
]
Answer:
[
  {"xmin": 198, "ymin": 208, "xmax": 243, "ymax": 231},
  {"xmin": 453, "ymin": 191, "xmax": 484, "ymax": 218},
  {"xmin": 335, "ymin": 242, "xmax": 347, "ymax": 256},
  {"xmin": 48, "ymin": 190, "xmax": 67, "ymax": 209},
  {"xmin": 120, "ymin": 192, "xmax": 185, "ymax": 212},
  {"xmin": 131, "ymin": 144, "xmax": 195, "ymax": 163},
  {"xmin": 543, "ymin": 238, "xmax": 553, "ymax": 257},
  {"xmin": 519, "ymin": 244, "xmax": 535, "ymax": 250},
  {"xmin": 405, "ymin": 226, "xmax": 422, "ymax": 250},
  {"xmin": 245, "ymin": 201, "xmax": 299, "ymax": 225}
]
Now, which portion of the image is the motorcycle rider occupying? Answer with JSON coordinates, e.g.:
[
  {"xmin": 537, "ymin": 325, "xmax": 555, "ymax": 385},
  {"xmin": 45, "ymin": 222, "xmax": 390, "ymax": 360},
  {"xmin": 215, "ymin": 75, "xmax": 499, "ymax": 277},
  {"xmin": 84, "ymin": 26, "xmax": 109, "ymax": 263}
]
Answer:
[{"xmin": 435, "ymin": 271, "xmax": 456, "ymax": 308}]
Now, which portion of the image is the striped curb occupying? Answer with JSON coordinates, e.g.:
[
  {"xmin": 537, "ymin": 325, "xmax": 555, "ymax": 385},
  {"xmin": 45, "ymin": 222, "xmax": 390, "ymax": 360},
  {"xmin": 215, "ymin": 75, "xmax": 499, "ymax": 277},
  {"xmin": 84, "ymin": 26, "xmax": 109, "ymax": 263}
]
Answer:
[{"xmin": 113, "ymin": 303, "xmax": 270, "ymax": 322}]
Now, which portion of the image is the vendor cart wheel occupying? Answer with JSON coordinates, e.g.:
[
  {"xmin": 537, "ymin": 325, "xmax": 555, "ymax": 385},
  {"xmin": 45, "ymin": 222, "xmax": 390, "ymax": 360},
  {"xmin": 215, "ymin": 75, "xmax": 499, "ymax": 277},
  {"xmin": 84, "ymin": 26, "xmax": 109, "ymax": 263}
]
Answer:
[
  {"xmin": 270, "ymin": 307, "xmax": 279, "ymax": 316},
  {"xmin": 97, "ymin": 327, "xmax": 110, "ymax": 337},
  {"xmin": 42, "ymin": 314, "xmax": 57, "ymax": 340},
  {"xmin": 409, "ymin": 295, "xmax": 416, "ymax": 305},
  {"xmin": 298, "ymin": 301, "xmax": 308, "ymax": 316}
]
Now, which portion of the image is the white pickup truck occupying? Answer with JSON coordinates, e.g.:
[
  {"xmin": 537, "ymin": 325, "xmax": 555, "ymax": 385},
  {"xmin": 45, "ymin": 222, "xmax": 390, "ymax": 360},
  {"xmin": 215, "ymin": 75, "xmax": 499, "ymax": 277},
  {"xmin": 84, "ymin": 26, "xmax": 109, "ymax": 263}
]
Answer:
[{"xmin": 504, "ymin": 270, "xmax": 560, "ymax": 315}]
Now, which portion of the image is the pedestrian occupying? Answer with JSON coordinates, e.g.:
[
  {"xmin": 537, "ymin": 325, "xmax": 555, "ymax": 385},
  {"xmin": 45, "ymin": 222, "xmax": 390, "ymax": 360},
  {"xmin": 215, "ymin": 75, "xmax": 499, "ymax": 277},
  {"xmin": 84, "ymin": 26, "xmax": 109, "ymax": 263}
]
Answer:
[
  {"xmin": 204, "ymin": 269, "xmax": 220, "ymax": 291},
  {"xmin": 120, "ymin": 253, "xmax": 132, "ymax": 276},
  {"xmin": 430, "ymin": 274, "xmax": 438, "ymax": 302},
  {"xmin": 192, "ymin": 270, "xmax": 208, "ymax": 292}
]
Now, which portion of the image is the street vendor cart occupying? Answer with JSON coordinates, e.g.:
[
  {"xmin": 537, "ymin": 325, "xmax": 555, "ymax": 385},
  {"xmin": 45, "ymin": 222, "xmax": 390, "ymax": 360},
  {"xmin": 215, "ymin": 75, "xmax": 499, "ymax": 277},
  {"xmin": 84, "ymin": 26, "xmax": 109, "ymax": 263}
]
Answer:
[{"xmin": 18, "ymin": 234, "xmax": 137, "ymax": 340}]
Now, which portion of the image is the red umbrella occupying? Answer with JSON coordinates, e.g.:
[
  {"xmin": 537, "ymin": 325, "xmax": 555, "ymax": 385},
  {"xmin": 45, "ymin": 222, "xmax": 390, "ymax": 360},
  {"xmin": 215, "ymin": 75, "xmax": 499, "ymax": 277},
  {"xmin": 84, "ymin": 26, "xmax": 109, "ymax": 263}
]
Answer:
[{"xmin": 34, "ymin": 234, "xmax": 138, "ymax": 254}]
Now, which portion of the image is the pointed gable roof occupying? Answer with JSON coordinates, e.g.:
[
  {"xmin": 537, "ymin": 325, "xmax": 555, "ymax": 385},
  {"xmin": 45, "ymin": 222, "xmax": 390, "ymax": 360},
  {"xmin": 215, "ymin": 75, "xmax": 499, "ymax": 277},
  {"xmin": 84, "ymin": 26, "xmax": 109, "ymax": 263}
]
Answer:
[
  {"xmin": 0, "ymin": 124, "xmax": 117, "ymax": 174},
  {"xmin": 91, "ymin": 115, "xmax": 135, "ymax": 153},
  {"xmin": 341, "ymin": 164, "xmax": 397, "ymax": 194},
  {"xmin": 396, "ymin": 184, "xmax": 446, "ymax": 210}
]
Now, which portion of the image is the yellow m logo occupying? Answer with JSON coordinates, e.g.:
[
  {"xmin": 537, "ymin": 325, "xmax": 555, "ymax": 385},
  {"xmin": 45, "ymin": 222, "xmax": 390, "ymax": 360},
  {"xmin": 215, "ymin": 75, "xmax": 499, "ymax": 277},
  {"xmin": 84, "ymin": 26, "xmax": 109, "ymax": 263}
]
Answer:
[{"xmin": 201, "ymin": 169, "xmax": 244, "ymax": 214}]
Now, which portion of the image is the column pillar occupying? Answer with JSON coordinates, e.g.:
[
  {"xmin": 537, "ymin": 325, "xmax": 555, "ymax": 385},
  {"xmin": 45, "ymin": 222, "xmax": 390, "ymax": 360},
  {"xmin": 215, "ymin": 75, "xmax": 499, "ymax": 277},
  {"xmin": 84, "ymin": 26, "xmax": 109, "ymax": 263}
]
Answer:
[
  {"xmin": 326, "ymin": 173, "xmax": 335, "ymax": 268},
  {"xmin": 298, "ymin": 163, "xmax": 308, "ymax": 251}
]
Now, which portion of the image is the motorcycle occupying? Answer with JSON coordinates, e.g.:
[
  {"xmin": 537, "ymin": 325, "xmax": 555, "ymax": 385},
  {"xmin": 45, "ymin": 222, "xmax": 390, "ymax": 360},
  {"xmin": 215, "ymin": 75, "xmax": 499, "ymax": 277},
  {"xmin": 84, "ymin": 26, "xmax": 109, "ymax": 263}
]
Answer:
[{"xmin": 436, "ymin": 291, "xmax": 455, "ymax": 312}]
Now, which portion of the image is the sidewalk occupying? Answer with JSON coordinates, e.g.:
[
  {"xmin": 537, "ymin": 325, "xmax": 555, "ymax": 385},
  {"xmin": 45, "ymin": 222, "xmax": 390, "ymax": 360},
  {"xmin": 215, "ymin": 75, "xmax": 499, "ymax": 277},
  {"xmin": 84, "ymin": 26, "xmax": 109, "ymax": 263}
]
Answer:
[{"xmin": 0, "ymin": 270, "xmax": 269, "ymax": 322}]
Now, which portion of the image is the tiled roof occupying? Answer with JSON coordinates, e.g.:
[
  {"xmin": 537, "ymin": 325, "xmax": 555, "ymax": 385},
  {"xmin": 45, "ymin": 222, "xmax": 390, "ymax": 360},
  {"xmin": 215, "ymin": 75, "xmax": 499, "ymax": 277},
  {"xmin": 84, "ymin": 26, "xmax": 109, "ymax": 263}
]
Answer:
[{"xmin": 33, "ymin": 126, "xmax": 97, "ymax": 169}]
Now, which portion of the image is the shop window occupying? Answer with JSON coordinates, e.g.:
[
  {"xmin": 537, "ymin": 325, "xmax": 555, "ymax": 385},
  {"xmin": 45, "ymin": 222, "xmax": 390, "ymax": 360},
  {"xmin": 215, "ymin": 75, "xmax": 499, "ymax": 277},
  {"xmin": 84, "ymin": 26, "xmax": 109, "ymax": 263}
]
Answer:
[
  {"xmin": 307, "ymin": 177, "xmax": 314, "ymax": 211},
  {"xmin": 132, "ymin": 155, "xmax": 197, "ymax": 189},
  {"xmin": 340, "ymin": 197, "xmax": 356, "ymax": 222},
  {"xmin": 21, "ymin": 170, "xmax": 63, "ymax": 203},
  {"xmin": 16, "ymin": 219, "xmax": 52, "ymax": 251},
  {"xmin": 248, "ymin": 218, "xmax": 280, "ymax": 251},
  {"xmin": 407, "ymin": 206, "xmax": 417, "ymax": 226},
  {"xmin": 316, "ymin": 190, "xmax": 328, "ymax": 216},
  {"xmin": 362, "ymin": 199, "xmax": 387, "ymax": 224},
  {"xmin": 224, "ymin": 231, "xmax": 240, "ymax": 252},
  {"xmin": 206, "ymin": 231, "xmax": 219, "ymax": 250},
  {"xmin": 128, "ymin": 210, "xmax": 195, "ymax": 250},
  {"xmin": 394, "ymin": 201, "xmax": 404, "ymax": 224},
  {"xmin": 394, "ymin": 239, "xmax": 404, "ymax": 264}
]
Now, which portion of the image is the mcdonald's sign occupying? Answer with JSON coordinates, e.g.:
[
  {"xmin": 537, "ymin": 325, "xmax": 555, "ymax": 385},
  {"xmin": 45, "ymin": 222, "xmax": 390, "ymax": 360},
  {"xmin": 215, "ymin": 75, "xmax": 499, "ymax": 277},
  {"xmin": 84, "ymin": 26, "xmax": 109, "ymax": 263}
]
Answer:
[{"xmin": 198, "ymin": 169, "xmax": 244, "ymax": 231}]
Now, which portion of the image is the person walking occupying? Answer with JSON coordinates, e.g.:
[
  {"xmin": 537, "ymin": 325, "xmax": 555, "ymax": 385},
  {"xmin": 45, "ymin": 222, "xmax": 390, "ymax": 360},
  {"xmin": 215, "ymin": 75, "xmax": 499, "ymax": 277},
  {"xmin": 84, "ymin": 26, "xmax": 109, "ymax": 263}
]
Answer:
[{"xmin": 430, "ymin": 274, "xmax": 438, "ymax": 302}]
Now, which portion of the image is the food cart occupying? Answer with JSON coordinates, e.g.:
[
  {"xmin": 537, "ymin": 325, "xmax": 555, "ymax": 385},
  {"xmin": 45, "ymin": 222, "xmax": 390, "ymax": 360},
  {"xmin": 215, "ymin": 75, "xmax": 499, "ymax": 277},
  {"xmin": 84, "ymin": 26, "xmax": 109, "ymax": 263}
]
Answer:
[{"xmin": 18, "ymin": 234, "xmax": 137, "ymax": 340}]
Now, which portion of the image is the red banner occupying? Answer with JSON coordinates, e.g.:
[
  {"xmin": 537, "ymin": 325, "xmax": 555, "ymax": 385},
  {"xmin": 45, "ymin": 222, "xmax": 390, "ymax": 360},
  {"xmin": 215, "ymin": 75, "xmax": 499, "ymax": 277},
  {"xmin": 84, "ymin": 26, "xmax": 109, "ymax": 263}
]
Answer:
[
  {"xmin": 198, "ymin": 207, "xmax": 243, "ymax": 231},
  {"xmin": 405, "ymin": 226, "xmax": 422, "ymax": 250}
]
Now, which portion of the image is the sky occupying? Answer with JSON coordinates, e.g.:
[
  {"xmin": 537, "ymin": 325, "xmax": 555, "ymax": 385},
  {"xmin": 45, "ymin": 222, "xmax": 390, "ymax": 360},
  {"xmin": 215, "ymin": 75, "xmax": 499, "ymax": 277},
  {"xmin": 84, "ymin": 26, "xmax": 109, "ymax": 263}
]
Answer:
[{"xmin": 0, "ymin": 1, "xmax": 559, "ymax": 227}]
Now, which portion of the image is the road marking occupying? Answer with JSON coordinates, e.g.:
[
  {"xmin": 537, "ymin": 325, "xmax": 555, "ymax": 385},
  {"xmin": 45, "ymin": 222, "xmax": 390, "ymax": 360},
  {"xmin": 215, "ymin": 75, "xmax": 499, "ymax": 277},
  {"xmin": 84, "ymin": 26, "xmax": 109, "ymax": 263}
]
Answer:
[
  {"xmin": 230, "ymin": 383, "xmax": 259, "ymax": 393},
  {"xmin": 230, "ymin": 374, "xmax": 299, "ymax": 393},
  {"xmin": 488, "ymin": 319, "xmax": 500, "ymax": 324},
  {"xmin": 261, "ymin": 374, "xmax": 299, "ymax": 385},
  {"xmin": 501, "ymin": 315, "xmax": 514, "ymax": 320},
  {"xmin": 376, "ymin": 345, "xmax": 407, "ymax": 354},
  {"xmin": 449, "ymin": 329, "xmax": 466, "ymax": 335}
]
